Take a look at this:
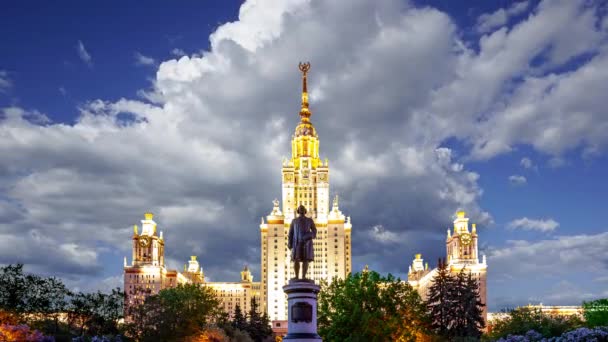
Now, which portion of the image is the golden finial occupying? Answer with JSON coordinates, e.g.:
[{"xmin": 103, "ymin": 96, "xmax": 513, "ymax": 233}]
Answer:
[
  {"xmin": 298, "ymin": 62, "xmax": 311, "ymax": 122},
  {"xmin": 144, "ymin": 212, "xmax": 154, "ymax": 220},
  {"xmin": 415, "ymin": 253, "xmax": 421, "ymax": 260},
  {"xmin": 133, "ymin": 225, "xmax": 138, "ymax": 235}
]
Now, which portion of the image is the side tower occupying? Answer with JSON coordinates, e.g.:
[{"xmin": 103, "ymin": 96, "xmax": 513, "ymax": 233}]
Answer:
[
  {"xmin": 408, "ymin": 211, "xmax": 488, "ymax": 321},
  {"xmin": 124, "ymin": 213, "xmax": 169, "ymax": 308},
  {"xmin": 260, "ymin": 63, "xmax": 353, "ymax": 323},
  {"xmin": 446, "ymin": 211, "xmax": 488, "ymax": 321}
]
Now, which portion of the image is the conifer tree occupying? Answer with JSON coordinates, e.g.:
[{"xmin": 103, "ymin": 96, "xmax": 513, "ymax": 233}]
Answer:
[
  {"xmin": 426, "ymin": 258, "xmax": 453, "ymax": 338},
  {"xmin": 245, "ymin": 297, "xmax": 272, "ymax": 342},
  {"xmin": 462, "ymin": 272, "xmax": 485, "ymax": 337},
  {"xmin": 232, "ymin": 303, "xmax": 247, "ymax": 332}
]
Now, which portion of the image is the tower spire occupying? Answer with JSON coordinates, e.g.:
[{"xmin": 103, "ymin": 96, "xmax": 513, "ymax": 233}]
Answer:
[{"xmin": 298, "ymin": 62, "xmax": 311, "ymax": 123}]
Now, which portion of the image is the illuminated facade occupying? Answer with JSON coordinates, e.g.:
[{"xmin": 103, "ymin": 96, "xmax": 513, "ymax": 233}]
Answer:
[
  {"xmin": 123, "ymin": 213, "xmax": 261, "ymax": 318},
  {"xmin": 407, "ymin": 211, "xmax": 488, "ymax": 321},
  {"xmin": 123, "ymin": 213, "xmax": 189, "ymax": 308},
  {"xmin": 260, "ymin": 63, "xmax": 353, "ymax": 322},
  {"xmin": 204, "ymin": 266, "xmax": 262, "ymax": 316}
]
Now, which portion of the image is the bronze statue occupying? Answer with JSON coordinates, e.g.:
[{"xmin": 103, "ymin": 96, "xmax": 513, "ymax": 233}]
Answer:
[{"xmin": 288, "ymin": 205, "xmax": 317, "ymax": 279}]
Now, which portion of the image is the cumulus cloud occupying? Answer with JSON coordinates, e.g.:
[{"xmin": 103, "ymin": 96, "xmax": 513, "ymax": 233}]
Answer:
[
  {"xmin": 520, "ymin": 157, "xmax": 534, "ymax": 169},
  {"xmin": 488, "ymin": 232, "xmax": 608, "ymax": 306},
  {"xmin": 508, "ymin": 175, "xmax": 527, "ymax": 185},
  {"xmin": 76, "ymin": 40, "xmax": 93, "ymax": 66},
  {"xmin": 507, "ymin": 217, "xmax": 559, "ymax": 232},
  {"xmin": 0, "ymin": 0, "xmax": 606, "ymax": 299},
  {"xmin": 477, "ymin": 1, "xmax": 529, "ymax": 34},
  {"xmin": 0, "ymin": 70, "xmax": 12, "ymax": 93},
  {"xmin": 134, "ymin": 52, "xmax": 156, "ymax": 66},
  {"xmin": 171, "ymin": 48, "xmax": 186, "ymax": 57}
]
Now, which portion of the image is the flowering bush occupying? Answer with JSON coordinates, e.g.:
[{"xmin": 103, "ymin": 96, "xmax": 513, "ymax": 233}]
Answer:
[
  {"xmin": 0, "ymin": 323, "xmax": 55, "ymax": 341},
  {"xmin": 496, "ymin": 326, "xmax": 608, "ymax": 341},
  {"xmin": 71, "ymin": 336, "xmax": 123, "ymax": 342}
]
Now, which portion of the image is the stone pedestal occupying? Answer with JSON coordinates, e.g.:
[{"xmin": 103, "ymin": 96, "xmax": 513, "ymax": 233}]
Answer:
[{"xmin": 282, "ymin": 279, "xmax": 322, "ymax": 341}]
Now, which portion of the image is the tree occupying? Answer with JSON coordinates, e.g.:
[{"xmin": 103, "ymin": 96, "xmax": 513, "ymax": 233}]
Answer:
[
  {"xmin": 317, "ymin": 270, "xmax": 430, "ymax": 342},
  {"xmin": 583, "ymin": 298, "xmax": 608, "ymax": 328},
  {"xmin": 485, "ymin": 306, "xmax": 583, "ymax": 340},
  {"xmin": 125, "ymin": 283, "xmax": 224, "ymax": 341},
  {"xmin": 67, "ymin": 288, "xmax": 124, "ymax": 337},
  {"xmin": 426, "ymin": 260, "xmax": 485, "ymax": 340},
  {"xmin": 426, "ymin": 258, "xmax": 453, "ymax": 338},
  {"xmin": 244, "ymin": 297, "xmax": 272, "ymax": 342},
  {"xmin": 232, "ymin": 304, "xmax": 247, "ymax": 332}
]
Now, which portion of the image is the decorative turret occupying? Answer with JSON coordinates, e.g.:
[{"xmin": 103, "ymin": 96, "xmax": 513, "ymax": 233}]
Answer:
[
  {"xmin": 241, "ymin": 265, "xmax": 253, "ymax": 282},
  {"xmin": 291, "ymin": 62, "xmax": 321, "ymax": 168}
]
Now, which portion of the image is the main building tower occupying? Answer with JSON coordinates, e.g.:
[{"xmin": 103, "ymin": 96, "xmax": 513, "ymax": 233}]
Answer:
[{"xmin": 260, "ymin": 63, "xmax": 352, "ymax": 323}]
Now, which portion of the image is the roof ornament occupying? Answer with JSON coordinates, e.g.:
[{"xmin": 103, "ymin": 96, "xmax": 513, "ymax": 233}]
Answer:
[{"xmin": 298, "ymin": 62, "xmax": 312, "ymax": 123}]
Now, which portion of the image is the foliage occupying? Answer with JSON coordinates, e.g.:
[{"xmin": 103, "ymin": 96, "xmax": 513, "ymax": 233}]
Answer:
[
  {"xmin": 317, "ymin": 270, "xmax": 430, "ymax": 342},
  {"xmin": 495, "ymin": 326, "xmax": 608, "ymax": 341},
  {"xmin": 243, "ymin": 297, "xmax": 272, "ymax": 342},
  {"xmin": 426, "ymin": 259, "xmax": 485, "ymax": 340},
  {"xmin": 0, "ymin": 323, "xmax": 55, "ymax": 341},
  {"xmin": 583, "ymin": 298, "xmax": 608, "ymax": 328},
  {"xmin": 486, "ymin": 307, "xmax": 584, "ymax": 340},
  {"xmin": 124, "ymin": 283, "xmax": 223, "ymax": 341},
  {"xmin": 0, "ymin": 264, "xmax": 71, "ymax": 320},
  {"xmin": 0, "ymin": 264, "xmax": 125, "ymax": 341},
  {"xmin": 232, "ymin": 304, "xmax": 247, "ymax": 332},
  {"xmin": 67, "ymin": 288, "xmax": 124, "ymax": 338}
]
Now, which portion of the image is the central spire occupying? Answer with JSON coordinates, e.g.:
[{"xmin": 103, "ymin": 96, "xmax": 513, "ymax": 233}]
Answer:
[{"xmin": 298, "ymin": 62, "xmax": 311, "ymax": 123}]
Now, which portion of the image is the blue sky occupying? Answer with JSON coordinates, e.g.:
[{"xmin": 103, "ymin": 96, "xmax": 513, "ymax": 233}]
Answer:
[{"xmin": 1, "ymin": 0, "xmax": 608, "ymax": 311}]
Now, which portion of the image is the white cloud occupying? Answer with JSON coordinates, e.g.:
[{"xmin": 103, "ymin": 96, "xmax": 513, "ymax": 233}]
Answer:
[
  {"xmin": 134, "ymin": 52, "xmax": 156, "ymax": 66},
  {"xmin": 369, "ymin": 225, "xmax": 398, "ymax": 244},
  {"xmin": 477, "ymin": 1, "xmax": 529, "ymax": 33},
  {"xmin": 171, "ymin": 48, "xmax": 186, "ymax": 57},
  {"xmin": 488, "ymin": 232, "xmax": 608, "ymax": 306},
  {"xmin": 508, "ymin": 175, "xmax": 527, "ymax": 185},
  {"xmin": 507, "ymin": 217, "xmax": 559, "ymax": 232},
  {"xmin": 520, "ymin": 157, "xmax": 534, "ymax": 169},
  {"xmin": 76, "ymin": 40, "xmax": 93, "ymax": 66},
  {"xmin": 0, "ymin": 70, "xmax": 12, "ymax": 93},
  {"xmin": 1, "ymin": 0, "xmax": 607, "ymax": 294}
]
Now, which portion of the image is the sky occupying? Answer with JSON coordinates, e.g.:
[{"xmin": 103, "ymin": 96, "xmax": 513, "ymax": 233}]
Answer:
[{"xmin": 1, "ymin": 0, "xmax": 607, "ymax": 311}]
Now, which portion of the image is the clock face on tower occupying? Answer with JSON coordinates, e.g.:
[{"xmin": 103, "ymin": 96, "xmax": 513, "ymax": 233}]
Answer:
[
  {"xmin": 460, "ymin": 233, "xmax": 472, "ymax": 246},
  {"xmin": 139, "ymin": 237, "xmax": 149, "ymax": 247}
]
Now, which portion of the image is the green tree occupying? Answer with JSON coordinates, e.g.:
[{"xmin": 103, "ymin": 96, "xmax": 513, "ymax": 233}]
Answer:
[
  {"xmin": 451, "ymin": 270, "xmax": 485, "ymax": 339},
  {"xmin": 244, "ymin": 297, "xmax": 272, "ymax": 342},
  {"xmin": 68, "ymin": 288, "xmax": 124, "ymax": 337},
  {"xmin": 583, "ymin": 298, "xmax": 608, "ymax": 327},
  {"xmin": 125, "ymin": 283, "xmax": 224, "ymax": 341},
  {"xmin": 0, "ymin": 264, "xmax": 29, "ymax": 312},
  {"xmin": 426, "ymin": 258, "xmax": 453, "ymax": 338},
  {"xmin": 318, "ymin": 270, "xmax": 429, "ymax": 342},
  {"xmin": 233, "ymin": 304, "xmax": 246, "ymax": 331},
  {"xmin": 485, "ymin": 306, "xmax": 583, "ymax": 340},
  {"xmin": 427, "ymin": 261, "xmax": 485, "ymax": 340}
]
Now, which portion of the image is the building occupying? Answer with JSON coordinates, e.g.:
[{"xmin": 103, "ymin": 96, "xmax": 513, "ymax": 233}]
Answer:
[
  {"xmin": 204, "ymin": 266, "xmax": 262, "ymax": 316},
  {"xmin": 488, "ymin": 304, "xmax": 583, "ymax": 325},
  {"xmin": 124, "ymin": 212, "xmax": 189, "ymax": 308},
  {"xmin": 407, "ymin": 211, "xmax": 488, "ymax": 321},
  {"xmin": 259, "ymin": 63, "xmax": 353, "ymax": 322},
  {"xmin": 123, "ymin": 213, "xmax": 261, "ymax": 318}
]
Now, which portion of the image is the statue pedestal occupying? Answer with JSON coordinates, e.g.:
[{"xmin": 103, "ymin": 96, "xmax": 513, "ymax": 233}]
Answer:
[{"xmin": 282, "ymin": 279, "xmax": 322, "ymax": 341}]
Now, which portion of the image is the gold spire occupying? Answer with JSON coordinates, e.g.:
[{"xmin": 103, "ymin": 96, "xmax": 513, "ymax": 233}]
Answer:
[{"xmin": 298, "ymin": 62, "xmax": 311, "ymax": 123}]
